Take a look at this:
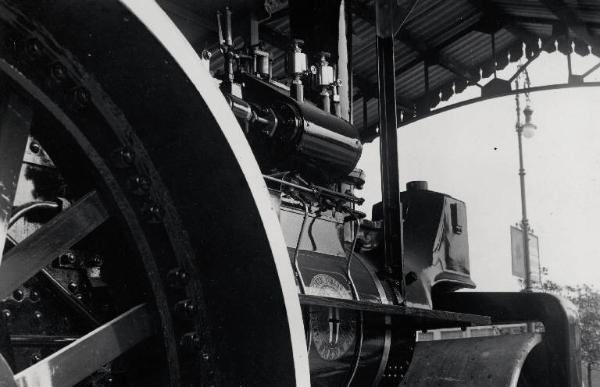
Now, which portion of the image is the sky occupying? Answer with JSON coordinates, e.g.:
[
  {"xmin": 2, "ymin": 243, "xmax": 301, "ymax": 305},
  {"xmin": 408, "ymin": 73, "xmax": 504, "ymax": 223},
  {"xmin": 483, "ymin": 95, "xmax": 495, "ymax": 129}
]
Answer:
[{"xmin": 356, "ymin": 48, "xmax": 600, "ymax": 292}]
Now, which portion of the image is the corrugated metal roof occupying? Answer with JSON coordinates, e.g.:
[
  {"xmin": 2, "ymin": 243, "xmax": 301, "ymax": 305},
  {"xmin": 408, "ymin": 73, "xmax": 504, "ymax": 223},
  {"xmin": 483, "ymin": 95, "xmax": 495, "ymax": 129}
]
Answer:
[{"xmin": 161, "ymin": 0, "xmax": 600, "ymax": 141}]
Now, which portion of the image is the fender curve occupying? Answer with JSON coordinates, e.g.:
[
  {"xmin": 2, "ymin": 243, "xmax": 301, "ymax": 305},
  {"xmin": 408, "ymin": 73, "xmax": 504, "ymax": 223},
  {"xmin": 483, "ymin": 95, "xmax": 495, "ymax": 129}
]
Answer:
[
  {"xmin": 401, "ymin": 333, "xmax": 542, "ymax": 386},
  {"xmin": 434, "ymin": 292, "xmax": 581, "ymax": 387}
]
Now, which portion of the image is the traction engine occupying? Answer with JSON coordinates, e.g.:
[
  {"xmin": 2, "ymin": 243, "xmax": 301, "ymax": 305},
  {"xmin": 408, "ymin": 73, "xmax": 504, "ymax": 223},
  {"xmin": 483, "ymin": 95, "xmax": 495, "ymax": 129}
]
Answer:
[{"xmin": 0, "ymin": 0, "xmax": 582, "ymax": 386}]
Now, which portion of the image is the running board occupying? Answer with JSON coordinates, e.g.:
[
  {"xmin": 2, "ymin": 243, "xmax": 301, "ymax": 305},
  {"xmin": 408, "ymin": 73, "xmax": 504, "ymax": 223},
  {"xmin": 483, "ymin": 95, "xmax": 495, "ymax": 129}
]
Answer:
[{"xmin": 299, "ymin": 294, "xmax": 490, "ymax": 329}]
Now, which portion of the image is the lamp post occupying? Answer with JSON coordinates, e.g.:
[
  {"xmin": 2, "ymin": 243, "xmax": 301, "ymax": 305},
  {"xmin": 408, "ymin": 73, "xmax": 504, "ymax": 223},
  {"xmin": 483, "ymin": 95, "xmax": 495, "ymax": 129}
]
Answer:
[
  {"xmin": 515, "ymin": 85, "xmax": 537, "ymax": 294},
  {"xmin": 515, "ymin": 77, "xmax": 537, "ymax": 333}
]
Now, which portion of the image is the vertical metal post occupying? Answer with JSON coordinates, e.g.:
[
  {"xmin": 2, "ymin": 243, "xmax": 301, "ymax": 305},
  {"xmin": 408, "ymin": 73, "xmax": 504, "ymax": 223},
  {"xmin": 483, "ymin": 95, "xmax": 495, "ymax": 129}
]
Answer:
[
  {"xmin": 376, "ymin": 0, "xmax": 405, "ymax": 301},
  {"xmin": 515, "ymin": 87, "xmax": 534, "ymax": 333},
  {"xmin": 588, "ymin": 362, "xmax": 593, "ymax": 387},
  {"xmin": 515, "ymin": 90, "xmax": 532, "ymax": 294},
  {"xmin": 0, "ymin": 94, "xmax": 32, "ymax": 263}
]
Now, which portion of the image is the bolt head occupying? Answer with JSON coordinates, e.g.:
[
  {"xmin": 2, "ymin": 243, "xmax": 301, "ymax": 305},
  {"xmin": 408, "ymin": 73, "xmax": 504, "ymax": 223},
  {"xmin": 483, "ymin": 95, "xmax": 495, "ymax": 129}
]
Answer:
[
  {"xmin": 33, "ymin": 310, "xmax": 43, "ymax": 321},
  {"xmin": 29, "ymin": 141, "xmax": 41, "ymax": 154},
  {"xmin": 119, "ymin": 148, "xmax": 135, "ymax": 165},
  {"xmin": 30, "ymin": 353, "xmax": 42, "ymax": 364},
  {"xmin": 68, "ymin": 282, "xmax": 78, "ymax": 293},
  {"xmin": 29, "ymin": 290, "xmax": 40, "ymax": 302},
  {"xmin": 12, "ymin": 289, "xmax": 24, "ymax": 301},
  {"xmin": 50, "ymin": 63, "xmax": 67, "ymax": 82},
  {"xmin": 167, "ymin": 268, "xmax": 189, "ymax": 288},
  {"xmin": 26, "ymin": 39, "xmax": 42, "ymax": 59}
]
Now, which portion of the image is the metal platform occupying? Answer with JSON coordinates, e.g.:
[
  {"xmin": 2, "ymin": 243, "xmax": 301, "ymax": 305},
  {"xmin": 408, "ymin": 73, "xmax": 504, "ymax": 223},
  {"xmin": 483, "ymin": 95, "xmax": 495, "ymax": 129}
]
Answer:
[{"xmin": 299, "ymin": 294, "xmax": 491, "ymax": 330}]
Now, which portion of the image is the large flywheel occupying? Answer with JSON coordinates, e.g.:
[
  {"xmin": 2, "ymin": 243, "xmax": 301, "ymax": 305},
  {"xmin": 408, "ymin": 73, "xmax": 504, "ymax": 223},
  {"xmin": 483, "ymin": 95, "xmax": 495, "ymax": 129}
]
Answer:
[{"xmin": 0, "ymin": 1, "xmax": 310, "ymax": 386}]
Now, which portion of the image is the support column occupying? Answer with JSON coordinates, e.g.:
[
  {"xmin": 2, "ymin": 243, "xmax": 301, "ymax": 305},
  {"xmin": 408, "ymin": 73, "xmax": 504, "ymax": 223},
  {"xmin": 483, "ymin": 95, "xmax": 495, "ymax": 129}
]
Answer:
[{"xmin": 375, "ymin": 0, "xmax": 405, "ymax": 301}]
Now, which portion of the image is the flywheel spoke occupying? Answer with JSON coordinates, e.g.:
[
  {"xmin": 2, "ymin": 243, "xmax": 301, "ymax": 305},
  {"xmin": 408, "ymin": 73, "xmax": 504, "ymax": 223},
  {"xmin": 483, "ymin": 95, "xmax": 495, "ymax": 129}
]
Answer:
[
  {"xmin": 13, "ymin": 304, "xmax": 154, "ymax": 387},
  {"xmin": 0, "ymin": 94, "xmax": 32, "ymax": 262},
  {"xmin": 0, "ymin": 191, "xmax": 109, "ymax": 299}
]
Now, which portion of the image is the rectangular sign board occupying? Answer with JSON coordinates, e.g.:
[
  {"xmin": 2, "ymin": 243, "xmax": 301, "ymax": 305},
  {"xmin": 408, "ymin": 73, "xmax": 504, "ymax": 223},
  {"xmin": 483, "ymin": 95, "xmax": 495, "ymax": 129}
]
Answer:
[{"xmin": 511, "ymin": 226, "xmax": 540, "ymax": 283}]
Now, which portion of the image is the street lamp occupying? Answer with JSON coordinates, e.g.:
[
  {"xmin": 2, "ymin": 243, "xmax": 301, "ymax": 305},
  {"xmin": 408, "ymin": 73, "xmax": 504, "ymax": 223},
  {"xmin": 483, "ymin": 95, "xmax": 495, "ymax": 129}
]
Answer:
[
  {"xmin": 515, "ymin": 78, "xmax": 537, "ymax": 333},
  {"xmin": 514, "ymin": 84, "xmax": 536, "ymax": 295}
]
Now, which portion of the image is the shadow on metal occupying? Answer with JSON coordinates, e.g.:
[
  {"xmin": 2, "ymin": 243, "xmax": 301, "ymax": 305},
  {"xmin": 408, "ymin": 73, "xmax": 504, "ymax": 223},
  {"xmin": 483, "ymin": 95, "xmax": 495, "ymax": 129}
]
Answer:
[
  {"xmin": 401, "ymin": 333, "xmax": 542, "ymax": 386},
  {"xmin": 434, "ymin": 292, "xmax": 581, "ymax": 387}
]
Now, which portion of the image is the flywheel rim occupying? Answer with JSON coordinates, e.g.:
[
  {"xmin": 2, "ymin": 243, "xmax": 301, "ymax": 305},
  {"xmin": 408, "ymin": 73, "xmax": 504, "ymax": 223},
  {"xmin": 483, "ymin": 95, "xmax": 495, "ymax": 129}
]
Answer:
[{"xmin": 0, "ymin": 0, "xmax": 311, "ymax": 385}]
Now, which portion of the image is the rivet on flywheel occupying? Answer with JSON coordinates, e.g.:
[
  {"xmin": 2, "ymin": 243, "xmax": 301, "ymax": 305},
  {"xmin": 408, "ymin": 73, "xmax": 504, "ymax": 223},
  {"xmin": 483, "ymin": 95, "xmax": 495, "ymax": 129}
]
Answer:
[
  {"xmin": 12, "ymin": 289, "xmax": 24, "ymax": 301},
  {"xmin": 142, "ymin": 202, "xmax": 163, "ymax": 223},
  {"xmin": 50, "ymin": 62, "xmax": 67, "ymax": 83},
  {"xmin": 174, "ymin": 299, "xmax": 197, "ymax": 319},
  {"xmin": 167, "ymin": 268, "xmax": 189, "ymax": 288},
  {"xmin": 72, "ymin": 87, "xmax": 90, "ymax": 108},
  {"xmin": 26, "ymin": 39, "xmax": 43, "ymax": 60},
  {"xmin": 68, "ymin": 282, "xmax": 78, "ymax": 293},
  {"xmin": 1, "ymin": 309, "xmax": 11, "ymax": 320},
  {"xmin": 29, "ymin": 290, "xmax": 41, "ymax": 302},
  {"xmin": 130, "ymin": 175, "xmax": 151, "ymax": 195},
  {"xmin": 33, "ymin": 310, "xmax": 43, "ymax": 324},
  {"xmin": 116, "ymin": 147, "xmax": 135, "ymax": 167}
]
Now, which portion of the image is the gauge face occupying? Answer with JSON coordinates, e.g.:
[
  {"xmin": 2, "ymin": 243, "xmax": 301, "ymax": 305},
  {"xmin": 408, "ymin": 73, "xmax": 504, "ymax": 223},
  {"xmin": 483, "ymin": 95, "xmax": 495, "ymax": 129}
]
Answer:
[{"xmin": 307, "ymin": 274, "xmax": 357, "ymax": 361}]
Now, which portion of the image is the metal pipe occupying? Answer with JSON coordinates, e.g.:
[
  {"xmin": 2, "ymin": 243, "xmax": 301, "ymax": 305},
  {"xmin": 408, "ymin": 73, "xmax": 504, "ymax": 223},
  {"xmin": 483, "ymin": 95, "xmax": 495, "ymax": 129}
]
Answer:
[{"xmin": 8, "ymin": 201, "xmax": 61, "ymax": 228}]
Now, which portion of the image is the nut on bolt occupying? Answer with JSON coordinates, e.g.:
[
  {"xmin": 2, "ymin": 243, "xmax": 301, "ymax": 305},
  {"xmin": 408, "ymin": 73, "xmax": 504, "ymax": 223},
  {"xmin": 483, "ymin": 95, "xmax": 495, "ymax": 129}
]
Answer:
[
  {"xmin": 72, "ymin": 87, "xmax": 90, "ymax": 108},
  {"xmin": 174, "ymin": 299, "xmax": 197, "ymax": 319},
  {"xmin": 119, "ymin": 148, "xmax": 135, "ymax": 166},
  {"xmin": 26, "ymin": 39, "xmax": 43, "ymax": 59},
  {"xmin": 50, "ymin": 62, "xmax": 67, "ymax": 82},
  {"xmin": 167, "ymin": 268, "xmax": 189, "ymax": 288},
  {"xmin": 29, "ymin": 290, "xmax": 40, "ymax": 302}
]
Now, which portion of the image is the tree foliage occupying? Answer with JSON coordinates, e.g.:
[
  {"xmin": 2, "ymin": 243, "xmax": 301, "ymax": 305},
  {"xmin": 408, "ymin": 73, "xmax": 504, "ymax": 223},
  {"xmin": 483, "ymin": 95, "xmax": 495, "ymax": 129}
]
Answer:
[{"xmin": 542, "ymin": 278, "xmax": 600, "ymax": 362}]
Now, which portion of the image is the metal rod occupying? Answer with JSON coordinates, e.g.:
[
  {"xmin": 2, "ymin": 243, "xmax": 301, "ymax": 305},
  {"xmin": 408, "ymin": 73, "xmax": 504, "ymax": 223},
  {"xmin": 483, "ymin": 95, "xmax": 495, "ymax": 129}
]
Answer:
[
  {"xmin": 292, "ymin": 201, "xmax": 309, "ymax": 294},
  {"xmin": 8, "ymin": 201, "xmax": 60, "ymax": 228},
  {"xmin": 10, "ymin": 335, "xmax": 78, "ymax": 347},
  {"xmin": 345, "ymin": 311, "xmax": 364, "ymax": 387},
  {"xmin": 263, "ymin": 175, "xmax": 364, "ymax": 204},
  {"xmin": 582, "ymin": 61, "xmax": 600, "ymax": 78},
  {"xmin": 346, "ymin": 217, "xmax": 360, "ymax": 300},
  {"xmin": 376, "ymin": 33, "xmax": 405, "ymax": 301}
]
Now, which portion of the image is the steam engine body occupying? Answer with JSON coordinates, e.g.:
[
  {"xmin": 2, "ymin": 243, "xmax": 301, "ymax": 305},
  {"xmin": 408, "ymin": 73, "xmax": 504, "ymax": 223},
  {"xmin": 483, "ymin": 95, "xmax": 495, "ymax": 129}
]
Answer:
[{"xmin": 0, "ymin": 0, "xmax": 582, "ymax": 386}]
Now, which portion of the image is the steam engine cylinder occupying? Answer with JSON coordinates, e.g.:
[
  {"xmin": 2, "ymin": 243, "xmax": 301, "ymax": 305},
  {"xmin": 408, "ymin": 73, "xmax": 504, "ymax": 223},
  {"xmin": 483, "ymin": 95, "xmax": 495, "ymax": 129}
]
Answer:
[{"xmin": 230, "ymin": 74, "xmax": 362, "ymax": 183}]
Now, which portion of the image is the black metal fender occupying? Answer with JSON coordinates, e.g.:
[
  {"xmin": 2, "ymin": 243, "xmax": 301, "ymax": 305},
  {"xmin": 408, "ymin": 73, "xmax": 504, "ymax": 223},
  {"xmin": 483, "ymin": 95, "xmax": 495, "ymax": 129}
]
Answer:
[{"xmin": 434, "ymin": 292, "xmax": 581, "ymax": 387}]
